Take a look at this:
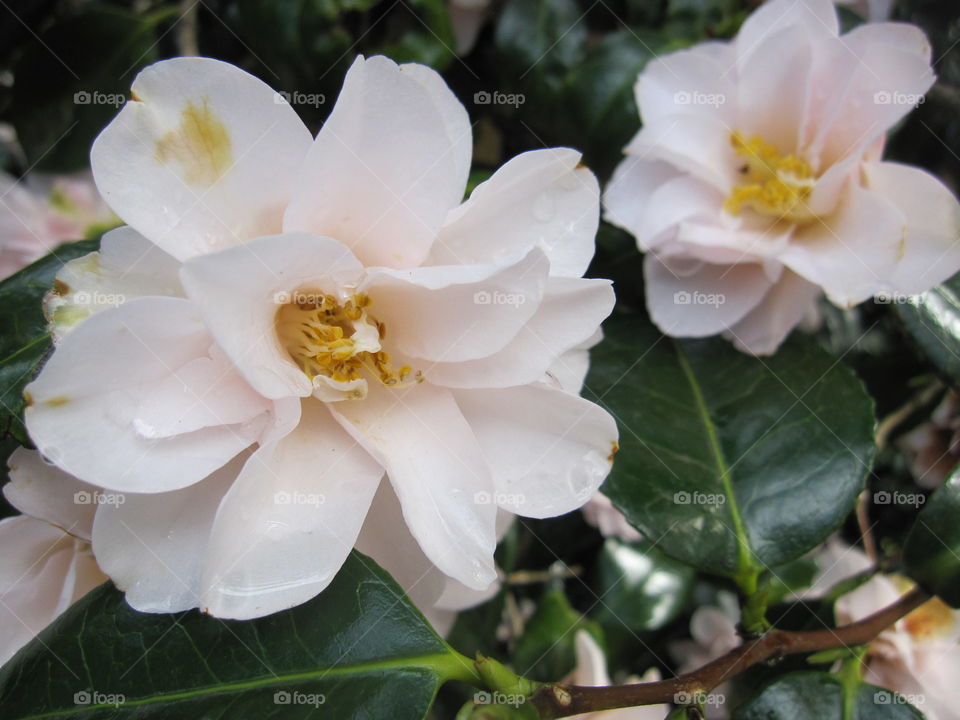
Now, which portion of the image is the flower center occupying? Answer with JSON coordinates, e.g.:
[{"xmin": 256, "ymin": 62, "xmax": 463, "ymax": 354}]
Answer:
[
  {"xmin": 724, "ymin": 132, "xmax": 816, "ymax": 222},
  {"xmin": 276, "ymin": 292, "xmax": 416, "ymax": 391}
]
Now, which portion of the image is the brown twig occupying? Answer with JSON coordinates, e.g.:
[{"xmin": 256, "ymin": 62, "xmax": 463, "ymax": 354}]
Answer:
[{"xmin": 530, "ymin": 587, "xmax": 930, "ymax": 718}]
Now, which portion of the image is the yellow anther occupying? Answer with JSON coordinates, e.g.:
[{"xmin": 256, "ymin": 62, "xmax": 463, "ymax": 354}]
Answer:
[
  {"xmin": 276, "ymin": 291, "xmax": 417, "ymax": 393},
  {"xmin": 724, "ymin": 132, "xmax": 815, "ymax": 222}
]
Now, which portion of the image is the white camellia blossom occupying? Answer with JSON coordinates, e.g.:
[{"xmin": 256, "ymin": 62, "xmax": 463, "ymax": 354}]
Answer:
[
  {"xmin": 0, "ymin": 449, "xmax": 107, "ymax": 665},
  {"xmin": 23, "ymin": 55, "xmax": 617, "ymax": 621},
  {"xmin": 0, "ymin": 171, "xmax": 118, "ymax": 279},
  {"xmin": 812, "ymin": 541, "xmax": 960, "ymax": 720},
  {"xmin": 604, "ymin": 0, "xmax": 960, "ymax": 355},
  {"xmin": 569, "ymin": 631, "xmax": 668, "ymax": 719}
]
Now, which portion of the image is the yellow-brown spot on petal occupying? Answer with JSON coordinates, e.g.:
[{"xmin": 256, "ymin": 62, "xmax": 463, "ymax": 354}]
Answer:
[
  {"xmin": 904, "ymin": 596, "xmax": 955, "ymax": 640},
  {"xmin": 130, "ymin": 90, "xmax": 143, "ymax": 102},
  {"xmin": 608, "ymin": 441, "xmax": 619, "ymax": 464},
  {"xmin": 45, "ymin": 395, "xmax": 71, "ymax": 407},
  {"xmin": 53, "ymin": 279, "xmax": 70, "ymax": 296},
  {"xmin": 23, "ymin": 391, "xmax": 34, "ymax": 407},
  {"xmin": 155, "ymin": 100, "xmax": 232, "ymax": 186}
]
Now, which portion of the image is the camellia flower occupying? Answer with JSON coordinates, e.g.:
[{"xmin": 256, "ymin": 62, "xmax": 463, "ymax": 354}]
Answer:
[
  {"xmin": 899, "ymin": 391, "xmax": 960, "ymax": 489},
  {"xmin": 569, "ymin": 631, "xmax": 668, "ymax": 720},
  {"xmin": 827, "ymin": 544, "xmax": 960, "ymax": 720},
  {"xmin": 0, "ymin": 449, "xmax": 107, "ymax": 665},
  {"xmin": 0, "ymin": 171, "xmax": 118, "ymax": 278},
  {"xmin": 604, "ymin": 0, "xmax": 960, "ymax": 354},
  {"xmin": 23, "ymin": 55, "xmax": 617, "ymax": 620}
]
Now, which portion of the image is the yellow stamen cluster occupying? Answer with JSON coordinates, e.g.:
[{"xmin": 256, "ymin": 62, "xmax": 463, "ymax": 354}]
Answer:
[
  {"xmin": 276, "ymin": 292, "xmax": 418, "ymax": 389},
  {"xmin": 724, "ymin": 132, "xmax": 815, "ymax": 222}
]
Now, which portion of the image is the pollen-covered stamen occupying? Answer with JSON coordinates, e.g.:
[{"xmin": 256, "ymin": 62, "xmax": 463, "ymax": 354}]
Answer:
[
  {"xmin": 276, "ymin": 292, "xmax": 418, "ymax": 390},
  {"xmin": 724, "ymin": 132, "xmax": 816, "ymax": 222}
]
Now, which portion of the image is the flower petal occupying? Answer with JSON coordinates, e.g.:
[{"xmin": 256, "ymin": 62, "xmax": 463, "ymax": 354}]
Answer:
[
  {"xmin": 46, "ymin": 226, "xmax": 184, "ymax": 340},
  {"xmin": 725, "ymin": 270, "xmax": 821, "ymax": 355},
  {"xmin": 603, "ymin": 157, "xmax": 682, "ymax": 245},
  {"xmin": 91, "ymin": 57, "xmax": 313, "ymax": 260},
  {"xmin": 454, "ymin": 383, "xmax": 617, "ymax": 519},
  {"xmin": 201, "ymin": 401, "xmax": 383, "ymax": 619},
  {"xmin": 644, "ymin": 255, "xmax": 775, "ymax": 337},
  {"xmin": 0, "ymin": 516, "xmax": 105, "ymax": 665},
  {"xmin": 863, "ymin": 161, "xmax": 960, "ymax": 295},
  {"xmin": 90, "ymin": 452, "xmax": 245, "ymax": 613},
  {"xmin": 424, "ymin": 277, "xmax": 613, "ymax": 388},
  {"xmin": 179, "ymin": 232, "xmax": 364, "ymax": 399},
  {"xmin": 736, "ymin": 0, "xmax": 838, "ymax": 70},
  {"xmin": 780, "ymin": 185, "xmax": 904, "ymax": 306},
  {"xmin": 431, "ymin": 149, "xmax": 599, "ymax": 277},
  {"xmin": 362, "ymin": 247, "xmax": 549, "ymax": 362},
  {"xmin": 284, "ymin": 56, "xmax": 471, "ymax": 269},
  {"xmin": 25, "ymin": 297, "xmax": 262, "ymax": 493},
  {"xmin": 4, "ymin": 448, "xmax": 98, "ymax": 540},
  {"xmin": 331, "ymin": 382, "xmax": 497, "ymax": 590}
]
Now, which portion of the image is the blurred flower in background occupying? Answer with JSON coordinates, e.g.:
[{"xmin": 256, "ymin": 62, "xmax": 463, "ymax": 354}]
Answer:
[
  {"xmin": 0, "ymin": 170, "xmax": 118, "ymax": 279},
  {"xmin": 899, "ymin": 391, "xmax": 960, "ymax": 489}
]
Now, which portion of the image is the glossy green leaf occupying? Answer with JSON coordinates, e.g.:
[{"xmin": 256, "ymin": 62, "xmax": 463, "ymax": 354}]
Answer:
[
  {"xmin": 0, "ymin": 239, "xmax": 100, "ymax": 449},
  {"xmin": 511, "ymin": 589, "xmax": 601, "ymax": 682},
  {"xmin": 0, "ymin": 552, "xmax": 478, "ymax": 719},
  {"xmin": 895, "ymin": 273, "xmax": 960, "ymax": 387},
  {"xmin": 733, "ymin": 671, "xmax": 924, "ymax": 720},
  {"xmin": 592, "ymin": 538, "xmax": 693, "ymax": 632},
  {"xmin": 567, "ymin": 30, "xmax": 666, "ymax": 179},
  {"xmin": 903, "ymin": 469, "xmax": 960, "ymax": 607},
  {"xmin": 586, "ymin": 312, "xmax": 875, "ymax": 585}
]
